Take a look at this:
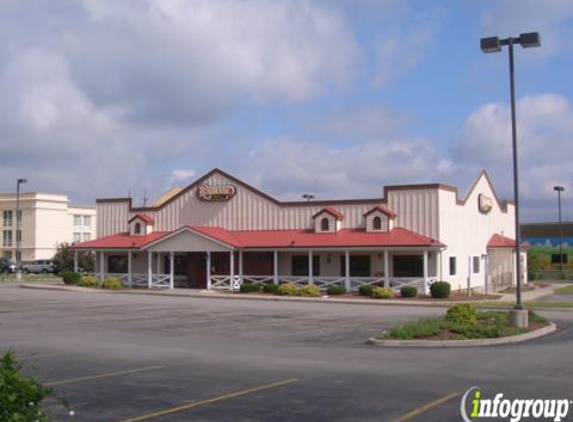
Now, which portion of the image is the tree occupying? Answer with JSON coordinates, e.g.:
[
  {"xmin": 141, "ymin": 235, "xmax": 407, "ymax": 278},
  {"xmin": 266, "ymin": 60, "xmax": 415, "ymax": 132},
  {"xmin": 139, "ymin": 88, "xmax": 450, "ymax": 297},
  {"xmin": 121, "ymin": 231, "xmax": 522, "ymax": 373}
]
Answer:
[{"xmin": 52, "ymin": 242, "xmax": 94, "ymax": 273}]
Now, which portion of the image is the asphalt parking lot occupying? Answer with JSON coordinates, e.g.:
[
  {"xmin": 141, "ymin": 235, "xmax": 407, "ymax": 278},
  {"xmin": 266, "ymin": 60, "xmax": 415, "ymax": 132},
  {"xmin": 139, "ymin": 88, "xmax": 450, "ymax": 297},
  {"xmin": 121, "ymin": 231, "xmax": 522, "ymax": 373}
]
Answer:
[{"xmin": 2, "ymin": 283, "xmax": 573, "ymax": 422}]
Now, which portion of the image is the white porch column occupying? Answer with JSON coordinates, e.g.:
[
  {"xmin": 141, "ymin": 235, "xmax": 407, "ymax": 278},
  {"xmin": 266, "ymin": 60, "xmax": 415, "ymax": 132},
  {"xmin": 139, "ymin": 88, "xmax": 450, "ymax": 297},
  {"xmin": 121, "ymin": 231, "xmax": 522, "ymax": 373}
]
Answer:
[
  {"xmin": 384, "ymin": 250, "xmax": 390, "ymax": 288},
  {"xmin": 229, "ymin": 251, "xmax": 235, "ymax": 291},
  {"xmin": 273, "ymin": 250, "xmax": 279, "ymax": 284},
  {"xmin": 206, "ymin": 252, "xmax": 211, "ymax": 290},
  {"xmin": 344, "ymin": 250, "xmax": 350, "ymax": 291},
  {"xmin": 99, "ymin": 251, "xmax": 105, "ymax": 280},
  {"xmin": 147, "ymin": 251, "xmax": 152, "ymax": 289},
  {"xmin": 73, "ymin": 250, "xmax": 78, "ymax": 273},
  {"xmin": 308, "ymin": 250, "xmax": 314, "ymax": 285},
  {"xmin": 239, "ymin": 250, "xmax": 244, "ymax": 285},
  {"xmin": 169, "ymin": 252, "xmax": 174, "ymax": 290},
  {"xmin": 437, "ymin": 250, "xmax": 442, "ymax": 280},
  {"xmin": 423, "ymin": 250, "xmax": 429, "ymax": 295},
  {"xmin": 127, "ymin": 251, "xmax": 133, "ymax": 286}
]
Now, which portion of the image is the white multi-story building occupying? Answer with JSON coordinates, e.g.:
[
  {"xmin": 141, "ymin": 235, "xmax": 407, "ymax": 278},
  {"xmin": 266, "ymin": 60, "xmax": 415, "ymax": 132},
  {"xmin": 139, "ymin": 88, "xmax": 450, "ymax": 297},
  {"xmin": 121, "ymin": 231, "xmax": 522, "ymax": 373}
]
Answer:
[
  {"xmin": 0, "ymin": 193, "xmax": 96, "ymax": 262},
  {"xmin": 74, "ymin": 168, "xmax": 524, "ymax": 293}
]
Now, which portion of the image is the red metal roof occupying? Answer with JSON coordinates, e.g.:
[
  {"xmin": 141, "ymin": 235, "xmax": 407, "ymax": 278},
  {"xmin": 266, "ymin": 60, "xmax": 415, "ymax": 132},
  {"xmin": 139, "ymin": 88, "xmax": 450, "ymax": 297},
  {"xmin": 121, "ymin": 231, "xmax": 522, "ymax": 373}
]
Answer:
[
  {"xmin": 487, "ymin": 234, "xmax": 530, "ymax": 249},
  {"xmin": 73, "ymin": 231, "xmax": 169, "ymax": 249},
  {"xmin": 312, "ymin": 207, "xmax": 344, "ymax": 220},
  {"xmin": 364, "ymin": 205, "xmax": 397, "ymax": 218},
  {"xmin": 128, "ymin": 213, "xmax": 155, "ymax": 225}
]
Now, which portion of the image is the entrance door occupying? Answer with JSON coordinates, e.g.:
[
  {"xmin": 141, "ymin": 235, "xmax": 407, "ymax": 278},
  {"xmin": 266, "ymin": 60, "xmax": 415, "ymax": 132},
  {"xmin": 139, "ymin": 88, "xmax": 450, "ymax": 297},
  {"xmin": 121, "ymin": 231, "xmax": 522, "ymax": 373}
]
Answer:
[{"xmin": 187, "ymin": 253, "xmax": 207, "ymax": 288}]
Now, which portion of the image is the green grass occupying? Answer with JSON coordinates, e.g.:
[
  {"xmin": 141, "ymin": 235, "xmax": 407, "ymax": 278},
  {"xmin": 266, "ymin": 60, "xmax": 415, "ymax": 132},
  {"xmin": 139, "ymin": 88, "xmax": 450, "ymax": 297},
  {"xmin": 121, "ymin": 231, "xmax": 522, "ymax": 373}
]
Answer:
[
  {"xmin": 379, "ymin": 310, "xmax": 548, "ymax": 340},
  {"xmin": 0, "ymin": 273, "xmax": 60, "ymax": 282},
  {"xmin": 554, "ymin": 285, "xmax": 573, "ymax": 294}
]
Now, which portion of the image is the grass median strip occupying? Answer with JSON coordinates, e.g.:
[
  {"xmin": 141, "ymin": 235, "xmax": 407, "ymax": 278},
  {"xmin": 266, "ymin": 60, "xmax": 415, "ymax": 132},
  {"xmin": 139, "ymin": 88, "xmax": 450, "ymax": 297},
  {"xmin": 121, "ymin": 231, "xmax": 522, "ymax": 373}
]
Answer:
[
  {"xmin": 386, "ymin": 392, "xmax": 460, "ymax": 422},
  {"xmin": 112, "ymin": 378, "xmax": 298, "ymax": 422},
  {"xmin": 45, "ymin": 365, "xmax": 165, "ymax": 387}
]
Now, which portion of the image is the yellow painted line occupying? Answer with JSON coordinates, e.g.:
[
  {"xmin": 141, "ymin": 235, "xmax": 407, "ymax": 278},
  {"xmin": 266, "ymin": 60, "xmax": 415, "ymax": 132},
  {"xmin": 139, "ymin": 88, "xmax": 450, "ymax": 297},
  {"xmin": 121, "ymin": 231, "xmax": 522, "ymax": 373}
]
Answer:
[
  {"xmin": 45, "ymin": 365, "xmax": 165, "ymax": 387},
  {"xmin": 386, "ymin": 391, "xmax": 461, "ymax": 422},
  {"xmin": 112, "ymin": 378, "xmax": 299, "ymax": 422}
]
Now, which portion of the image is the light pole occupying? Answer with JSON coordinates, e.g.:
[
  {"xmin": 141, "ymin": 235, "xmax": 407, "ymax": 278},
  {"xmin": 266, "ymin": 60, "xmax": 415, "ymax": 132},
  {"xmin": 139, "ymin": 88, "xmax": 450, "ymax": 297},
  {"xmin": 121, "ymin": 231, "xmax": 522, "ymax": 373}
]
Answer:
[
  {"xmin": 481, "ymin": 32, "xmax": 540, "ymax": 325},
  {"xmin": 554, "ymin": 186, "xmax": 565, "ymax": 273},
  {"xmin": 15, "ymin": 178, "xmax": 28, "ymax": 279}
]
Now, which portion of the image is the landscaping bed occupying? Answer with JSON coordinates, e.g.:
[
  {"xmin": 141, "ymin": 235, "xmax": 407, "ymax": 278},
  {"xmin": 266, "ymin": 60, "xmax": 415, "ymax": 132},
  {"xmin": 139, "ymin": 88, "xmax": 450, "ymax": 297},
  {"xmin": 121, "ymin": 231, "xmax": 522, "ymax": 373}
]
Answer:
[{"xmin": 376, "ymin": 304, "xmax": 550, "ymax": 341}]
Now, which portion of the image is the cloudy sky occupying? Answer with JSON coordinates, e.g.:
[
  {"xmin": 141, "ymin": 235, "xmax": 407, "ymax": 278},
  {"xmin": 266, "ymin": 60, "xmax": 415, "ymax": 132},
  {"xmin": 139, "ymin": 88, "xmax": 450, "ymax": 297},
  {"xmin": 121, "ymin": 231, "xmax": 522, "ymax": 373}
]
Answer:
[{"xmin": 1, "ymin": 0, "xmax": 572, "ymax": 222}]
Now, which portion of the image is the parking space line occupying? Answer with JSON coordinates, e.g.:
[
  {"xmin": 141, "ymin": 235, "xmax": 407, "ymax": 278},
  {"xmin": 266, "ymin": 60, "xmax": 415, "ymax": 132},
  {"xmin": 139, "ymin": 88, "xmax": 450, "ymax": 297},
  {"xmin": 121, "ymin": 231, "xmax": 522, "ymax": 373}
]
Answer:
[
  {"xmin": 386, "ymin": 391, "xmax": 460, "ymax": 422},
  {"xmin": 112, "ymin": 378, "xmax": 299, "ymax": 422},
  {"xmin": 45, "ymin": 365, "xmax": 165, "ymax": 387}
]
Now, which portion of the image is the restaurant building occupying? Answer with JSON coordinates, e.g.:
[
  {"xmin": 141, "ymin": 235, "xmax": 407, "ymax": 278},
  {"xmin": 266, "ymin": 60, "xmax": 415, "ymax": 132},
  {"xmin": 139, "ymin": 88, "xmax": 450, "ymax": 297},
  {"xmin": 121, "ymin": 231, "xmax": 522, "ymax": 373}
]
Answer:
[{"xmin": 73, "ymin": 168, "xmax": 525, "ymax": 294}]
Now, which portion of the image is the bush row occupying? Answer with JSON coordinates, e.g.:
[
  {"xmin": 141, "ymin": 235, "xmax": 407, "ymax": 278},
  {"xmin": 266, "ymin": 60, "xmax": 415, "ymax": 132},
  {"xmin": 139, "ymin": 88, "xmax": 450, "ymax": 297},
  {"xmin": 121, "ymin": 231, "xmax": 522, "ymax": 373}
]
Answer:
[{"xmin": 75, "ymin": 275, "xmax": 123, "ymax": 289}]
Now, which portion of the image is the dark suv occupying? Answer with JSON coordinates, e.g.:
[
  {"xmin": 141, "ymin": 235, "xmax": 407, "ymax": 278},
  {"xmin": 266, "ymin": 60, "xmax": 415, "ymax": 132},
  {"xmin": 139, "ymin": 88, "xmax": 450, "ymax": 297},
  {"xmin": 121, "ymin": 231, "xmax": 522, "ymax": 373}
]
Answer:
[{"xmin": 0, "ymin": 258, "xmax": 17, "ymax": 274}]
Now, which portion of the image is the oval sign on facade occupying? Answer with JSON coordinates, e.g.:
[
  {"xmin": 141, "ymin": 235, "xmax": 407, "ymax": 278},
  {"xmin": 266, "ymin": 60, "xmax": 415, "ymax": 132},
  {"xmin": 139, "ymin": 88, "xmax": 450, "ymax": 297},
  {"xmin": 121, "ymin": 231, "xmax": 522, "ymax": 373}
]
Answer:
[
  {"xmin": 478, "ymin": 193, "xmax": 493, "ymax": 214},
  {"xmin": 197, "ymin": 184, "xmax": 236, "ymax": 201}
]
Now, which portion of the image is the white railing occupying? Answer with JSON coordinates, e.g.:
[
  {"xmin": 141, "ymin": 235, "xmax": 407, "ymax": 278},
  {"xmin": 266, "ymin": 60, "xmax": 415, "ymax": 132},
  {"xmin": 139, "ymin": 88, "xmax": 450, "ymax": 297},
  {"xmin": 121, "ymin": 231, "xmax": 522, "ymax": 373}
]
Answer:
[
  {"xmin": 242, "ymin": 275, "xmax": 274, "ymax": 285},
  {"xmin": 313, "ymin": 276, "xmax": 346, "ymax": 289},
  {"xmin": 388, "ymin": 277, "xmax": 439, "ymax": 295},
  {"xmin": 104, "ymin": 273, "xmax": 173, "ymax": 289},
  {"xmin": 207, "ymin": 274, "xmax": 439, "ymax": 295},
  {"xmin": 349, "ymin": 277, "xmax": 385, "ymax": 290},
  {"xmin": 210, "ymin": 275, "xmax": 241, "ymax": 290}
]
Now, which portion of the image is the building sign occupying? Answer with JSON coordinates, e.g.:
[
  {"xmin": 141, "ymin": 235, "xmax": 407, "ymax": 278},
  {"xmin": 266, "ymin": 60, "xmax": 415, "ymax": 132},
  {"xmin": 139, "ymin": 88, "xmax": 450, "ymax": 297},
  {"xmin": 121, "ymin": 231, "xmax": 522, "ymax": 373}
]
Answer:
[
  {"xmin": 478, "ymin": 193, "xmax": 493, "ymax": 214},
  {"xmin": 197, "ymin": 184, "xmax": 236, "ymax": 201}
]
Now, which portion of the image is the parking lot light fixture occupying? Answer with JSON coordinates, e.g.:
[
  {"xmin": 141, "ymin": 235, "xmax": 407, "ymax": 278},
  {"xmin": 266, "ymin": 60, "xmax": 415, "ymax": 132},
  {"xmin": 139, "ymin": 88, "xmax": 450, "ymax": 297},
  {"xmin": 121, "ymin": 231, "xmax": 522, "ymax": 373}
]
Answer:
[
  {"xmin": 16, "ymin": 178, "xmax": 28, "ymax": 279},
  {"xmin": 554, "ymin": 186, "xmax": 565, "ymax": 273},
  {"xmin": 480, "ymin": 32, "xmax": 540, "ymax": 325}
]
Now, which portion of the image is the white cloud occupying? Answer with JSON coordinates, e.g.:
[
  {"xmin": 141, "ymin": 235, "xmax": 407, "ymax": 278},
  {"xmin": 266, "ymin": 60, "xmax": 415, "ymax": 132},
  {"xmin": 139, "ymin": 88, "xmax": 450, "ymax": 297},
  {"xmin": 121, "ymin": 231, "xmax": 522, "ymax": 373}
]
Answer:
[
  {"xmin": 247, "ymin": 137, "xmax": 447, "ymax": 200},
  {"xmin": 169, "ymin": 169, "xmax": 196, "ymax": 184},
  {"xmin": 452, "ymin": 93, "xmax": 573, "ymax": 221}
]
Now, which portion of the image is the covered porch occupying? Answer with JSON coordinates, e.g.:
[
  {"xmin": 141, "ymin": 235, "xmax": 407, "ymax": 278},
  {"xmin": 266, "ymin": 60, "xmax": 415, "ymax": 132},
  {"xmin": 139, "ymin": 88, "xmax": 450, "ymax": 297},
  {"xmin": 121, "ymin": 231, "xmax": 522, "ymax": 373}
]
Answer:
[{"xmin": 81, "ymin": 247, "xmax": 441, "ymax": 295}]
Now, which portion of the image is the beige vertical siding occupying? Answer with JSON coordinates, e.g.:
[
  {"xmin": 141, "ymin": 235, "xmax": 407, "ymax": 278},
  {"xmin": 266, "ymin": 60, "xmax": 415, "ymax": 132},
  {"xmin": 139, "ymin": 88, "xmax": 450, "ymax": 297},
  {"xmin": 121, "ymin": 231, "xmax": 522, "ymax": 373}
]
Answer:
[
  {"xmin": 97, "ymin": 201, "xmax": 130, "ymax": 237},
  {"xmin": 388, "ymin": 189, "xmax": 439, "ymax": 239}
]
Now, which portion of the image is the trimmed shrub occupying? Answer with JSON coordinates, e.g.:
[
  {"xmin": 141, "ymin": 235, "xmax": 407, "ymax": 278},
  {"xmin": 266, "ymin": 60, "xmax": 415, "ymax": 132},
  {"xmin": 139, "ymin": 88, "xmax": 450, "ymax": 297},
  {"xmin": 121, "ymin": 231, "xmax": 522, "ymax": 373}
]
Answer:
[
  {"xmin": 78, "ymin": 276, "xmax": 99, "ymax": 288},
  {"xmin": 528, "ymin": 270, "xmax": 536, "ymax": 281},
  {"xmin": 326, "ymin": 285, "xmax": 347, "ymax": 296},
  {"xmin": 262, "ymin": 283, "xmax": 280, "ymax": 294},
  {"xmin": 0, "ymin": 351, "xmax": 53, "ymax": 422},
  {"xmin": 358, "ymin": 285, "xmax": 374, "ymax": 297},
  {"xmin": 240, "ymin": 283, "xmax": 261, "ymax": 293},
  {"xmin": 400, "ymin": 286, "xmax": 418, "ymax": 298},
  {"xmin": 445, "ymin": 304, "xmax": 477, "ymax": 325},
  {"xmin": 299, "ymin": 285, "xmax": 321, "ymax": 297},
  {"xmin": 102, "ymin": 277, "xmax": 123, "ymax": 290},
  {"xmin": 62, "ymin": 272, "xmax": 81, "ymax": 285},
  {"xmin": 277, "ymin": 283, "xmax": 300, "ymax": 296},
  {"xmin": 430, "ymin": 281, "xmax": 451, "ymax": 299},
  {"xmin": 371, "ymin": 286, "xmax": 394, "ymax": 299}
]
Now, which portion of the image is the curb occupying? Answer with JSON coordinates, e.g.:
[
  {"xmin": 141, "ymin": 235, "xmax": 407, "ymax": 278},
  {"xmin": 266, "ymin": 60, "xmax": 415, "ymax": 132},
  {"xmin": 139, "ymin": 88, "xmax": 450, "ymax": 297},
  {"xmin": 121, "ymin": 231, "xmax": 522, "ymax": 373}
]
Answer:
[{"xmin": 365, "ymin": 322, "xmax": 557, "ymax": 348}]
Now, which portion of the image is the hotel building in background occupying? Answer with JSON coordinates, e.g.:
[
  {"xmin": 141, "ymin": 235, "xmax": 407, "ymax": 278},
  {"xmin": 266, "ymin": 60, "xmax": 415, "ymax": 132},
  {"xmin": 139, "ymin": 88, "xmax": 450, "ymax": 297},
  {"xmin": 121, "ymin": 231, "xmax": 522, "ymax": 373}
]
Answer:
[
  {"xmin": 0, "ymin": 192, "xmax": 96, "ymax": 262},
  {"xmin": 74, "ymin": 168, "xmax": 525, "ymax": 293}
]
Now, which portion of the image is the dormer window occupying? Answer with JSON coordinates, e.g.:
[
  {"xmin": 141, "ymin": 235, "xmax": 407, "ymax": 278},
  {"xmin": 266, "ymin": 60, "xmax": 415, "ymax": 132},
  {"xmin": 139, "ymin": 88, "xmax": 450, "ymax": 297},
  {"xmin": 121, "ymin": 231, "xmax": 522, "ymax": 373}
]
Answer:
[
  {"xmin": 128, "ymin": 213, "xmax": 154, "ymax": 236},
  {"xmin": 312, "ymin": 207, "xmax": 343, "ymax": 233},
  {"xmin": 373, "ymin": 216, "xmax": 382, "ymax": 230},
  {"xmin": 364, "ymin": 205, "xmax": 397, "ymax": 233}
]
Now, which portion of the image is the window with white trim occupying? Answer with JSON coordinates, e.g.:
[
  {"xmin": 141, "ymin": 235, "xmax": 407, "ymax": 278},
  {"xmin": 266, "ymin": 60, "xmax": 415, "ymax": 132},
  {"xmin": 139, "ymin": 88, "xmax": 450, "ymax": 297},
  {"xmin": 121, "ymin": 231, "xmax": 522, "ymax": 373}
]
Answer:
[
  {"xmin": 449, "ymin": 256, "xmax": 457, "ymax": 276},
  {"xmin": 73, "ymin": 232, "xmax": 81, "ymax": 243},
  {"xmin": 83, "ymin": 215, "xmax": 91, "ymax": 226},
  {"xmin": 3, "ymin": 210, "xmax": 13, "ymax": 227},
  {"xmin": 2, "ymin": 230, "xmax": 13, "ymax": 247},
  {"xmin": 83, "ymin": 233, "xmax": 91, "ymax": 241},
  {"xmin": 73, "ymin": 215, "xmax": 82, "ymax": 226}
]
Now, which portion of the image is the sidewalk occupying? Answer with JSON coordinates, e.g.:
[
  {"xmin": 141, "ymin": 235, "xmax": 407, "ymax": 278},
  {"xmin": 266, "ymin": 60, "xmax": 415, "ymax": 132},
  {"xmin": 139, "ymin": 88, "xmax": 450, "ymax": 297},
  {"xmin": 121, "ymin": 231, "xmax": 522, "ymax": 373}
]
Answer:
[{"xmin": 497, "ymin": 283, "xmax": 563, "ymax": 302}]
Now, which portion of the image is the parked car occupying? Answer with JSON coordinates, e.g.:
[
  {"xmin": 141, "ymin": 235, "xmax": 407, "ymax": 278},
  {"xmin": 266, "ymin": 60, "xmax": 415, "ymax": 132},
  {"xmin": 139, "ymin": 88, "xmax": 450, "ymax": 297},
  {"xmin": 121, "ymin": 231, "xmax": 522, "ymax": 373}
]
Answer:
[
  {"xmin": 21, "ymin": 259, "xmax": 56, "ymax": 274},
  {"xmin": 0, "ymin": 258, "xmax": 17, "ymax": 274}
]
